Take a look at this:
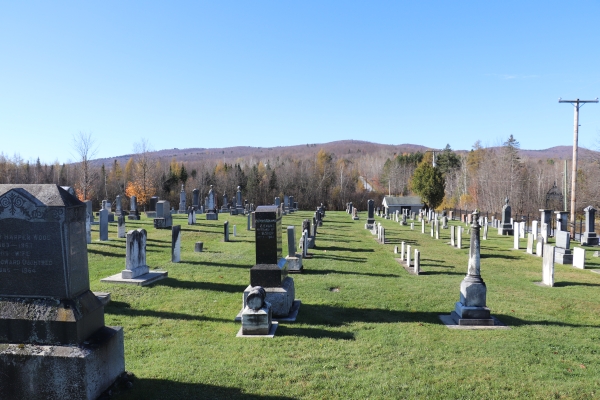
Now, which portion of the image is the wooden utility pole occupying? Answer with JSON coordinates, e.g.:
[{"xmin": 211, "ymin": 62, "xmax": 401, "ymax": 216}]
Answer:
[{"xmin": 558, "ymin": 98, "xmax": 598, "ymax": 238}]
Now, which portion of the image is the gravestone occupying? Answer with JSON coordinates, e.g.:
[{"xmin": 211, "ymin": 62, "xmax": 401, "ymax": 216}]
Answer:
[
  {"xmin": 450, "ymin": 210, "xmax": 494, "ymax": 325},
  {"xmin": 285, "ymin": 226, "xmax": 303, "ymax": 272},
  {"xmin": 573, "ymin": 247, "xmax": 585, "ymax": 269},
  {"xmin": 499, "ymin": 198, "xmax": 513, "ymax": 235},
  {"xmin": 542, "ymin": 244, "xmax": 555, "ymax": 286},
  {"xmin": 247, "ymin": 213, "xmax": 252, "ymax": 230},
  {"xmin": 513, "ymin": 225, "xmax": 520, "ymax": 249},
  {"xmin": 406, "ymin": 245, "xmax": 412, "ymax": 267},
  {"xmin": 179, "ymin": 184, "xmax": 186, "ymax": 212},
  {"xmin": 435, "ymin": 219, "xmax": 440, "ymax": 239},
  {"xmin": 172, "ymin": 225, "xmax": 181, "ymax": 262},
  {"xmin": 195, "ymin": 242, "xmax": 204, "ymax": 252},
  {"xmin": 456, "ymin": 227, "xmax": 462, "ymax": 249},
  {"xmin": 117, "ymin": 215, "xmax": 126, "ymax": 238},
  {"xmin": 224, "ymin": 221, "xmax": 230, "ymax": 242},
  {"xmin": 192, "ymin": 188, "xmax": 200, "ymax": 209},
  {"xmin": 188, "ymin": 206, "xmax": 195, "ymax": 225},
  {"xmin": 115, "ymin": 195, "xmax": 122, "ymax": 216},
  {"xmin": 541, "ymin": 222, "xmax": 549, "ymax": 243},
  {"xmin": 365, "ymin": 199, "xmax": 375, "ymax": 229},
  {"xmin": 233, "ymin": 225, "xmax": 237, "ymax": 237},
  {"xmin": 581, "ymin": 206, "xmax": 599, "ymax": 246},
  {"xmin": 99, "ymin": 208, "xmax": 109, "ymax": 241},
  {"xmin": 236, "ymin": 186, "xmax": 244, "ymax": 215},
  {"xmin": 84, "ymin": 200, "xmax": 94, "ymax": 224},
  {"xmin": 539, "ymin": 209, "xmax": 552, "ymax": 239},
  {"xmin": 414, "ymin": 249, "xmax": 421, "ymax": 275},
  {"xmin": 102, "ymin": 228, "xmax": 167, "ymax": 286},
  {"xmin": 555, "ymin": 211, "xmax": 568, "ymax": 232},
  {"xmin": 554, "ymin": 230, "xmax": 573, "ymax": 265},
  {"xmin": 0, "ymin": 184, "xmax": 124, "ymax": 399},
  {"xmin": 128, "ymin": 195, "xmax": 140, "ymax": 220},
  {"xmin": 221, "ymin": 192, "xmax": 229, "ymax": 213},
  {"xmin": 149, "ymin": 196, "xmax": 158, "ymax": 212},
  {"xmin": 519, "ymin": 222, "xmax": 525, "ymax": 238},
  {"xmin": 421, "ymin": 219, "xmax": 425, "ymax": 234},
  {"xmin": 352, "ymin": 207, "xmax": 359, "ymax": 220},
  {"xmin": 482, "ymin": 224, "xmax": 488, "ymax": 240},
  {"xmin": 531, "ymin": 220, "xmax": 538, "ymax": 241},
  {"xmin": 401, "ymin": 241, "xmax": 405, "ymax": 261},
  {"xmin": 206, "ymin": 185, "xmax": 218, "ymax": 220},
  {"xmin": 274, "ymin": 197, "xmax": 281, "ymax": 207},
  {"xmin": 450, "ymin": 225, "xmax": 455, "ymax": 246},
  {"xmin": 154, "ymin": 200, "xmax": 173, "ymax": 229},
  {"xmin": 536, "ymin": 236, "xmax": 545, "ymax": 257},
  {"xmin": 526, "ymin": 233, "xmax": 534, "ymax": 254},
  {"xmin": 410, "ymin": 222, "xmax": 414, "ymax": 230},
  {"xmin": 242, "ymin": 205, "xmax": 297, "ymax": 319},
  {"xmin": 239, "ymin": 286, "xmax": 275, "ymax": 337}
]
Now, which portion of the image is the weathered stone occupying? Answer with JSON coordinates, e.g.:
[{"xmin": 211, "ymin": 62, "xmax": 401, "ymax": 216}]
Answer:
[
  {"xmin": 172, "ymin": 225, "xmax": 181, "ymax": 263},
  {"xmin": 542, "ymin": 244, "xmax": 555, "ymax": 286},
  {"xmin": 573, "ymin": 247, "xmax": 585, "ymax": 269}
]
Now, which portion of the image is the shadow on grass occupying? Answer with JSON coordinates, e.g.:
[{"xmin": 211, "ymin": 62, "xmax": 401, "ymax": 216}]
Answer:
[
  {"xmin": 319, "ymin": 245, "xmax": 374, "ymax": 253},
  {"xmin": 147, "ymin": 238, "xmax": 170, "ymax": 243},
  {"xmin": 310, "ymin": 254, "xmax": 367, "ymax": 263},
  {"xmin": 106, "ymin": 301, "xmax": 230, "ymax": 323},
  {"xmin": 184, "ymin": 260, "xmax": 249, "ymax": 269},
  {"xmin": 276, "ymin": 326, "xmax": 355, "ymax": 340},
  {"xmin": 302, "ymin": 269, "xmax": 399, "ymax": 278},
  {"xmin": 88, "ymin": 249, "xmax": 123, "ymax": 258},
  {"xmin": 155, "ymin": 277, "xmax": 247, "ymax": 293},
  {"xmin": 493, "ymin": 313, "xmax": 600, "ymax": 328},
  {"xmin": 419, "ymin": 271, "xmax": 464, "ymax": 276},
  {"xmin": 480, "ymin": 253, "xmax": 520, "ymax": 260},
  {"xmin": 128, "ymin": 379, "xmax": 296, "ymax": 400},
  {"xmin": 553, "ymin": 281, "xmax": 600, "ymax": 288}
]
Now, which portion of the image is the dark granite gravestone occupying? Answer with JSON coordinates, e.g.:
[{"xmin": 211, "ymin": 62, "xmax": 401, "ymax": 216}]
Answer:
[
  {"xmin": 0, "ymin": 184, "xmax": 124, "ymax": 400},
  {"xmin": 254, "ymin": 206, "xmax": 283, "ymax": 265}
]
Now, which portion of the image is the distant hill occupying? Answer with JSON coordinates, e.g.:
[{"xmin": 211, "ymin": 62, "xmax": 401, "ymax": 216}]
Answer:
[{"xmin": 90, "ymin": 141, "xmax": 599, "ymax": 166}]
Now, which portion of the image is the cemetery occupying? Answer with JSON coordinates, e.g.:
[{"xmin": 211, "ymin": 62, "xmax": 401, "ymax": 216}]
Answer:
[{"xmin": 1, "ymin": 184, "xmax": 598, "ymax": 398}]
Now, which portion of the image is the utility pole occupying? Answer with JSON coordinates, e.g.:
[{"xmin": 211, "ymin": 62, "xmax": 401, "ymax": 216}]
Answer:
[{"xmin": 558, "ymin": 97, "xmax": 598, "ymax": 238}]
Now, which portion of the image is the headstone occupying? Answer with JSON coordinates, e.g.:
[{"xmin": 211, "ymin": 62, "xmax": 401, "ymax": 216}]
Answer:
[
  {"xmin": 365, "ymin": 199, "xmax": 375, "ymax": 229},
  {"xmin": 245, "ymin": 205, "xmax": 296, "ymax": 318},
  {"xmin": 414, "ymin": 249, "xmax": 421, "ymax": 275},
  {"xmin": 233, "ymin": 225, "xmax": 237, "ymax": 237},
  {"xmin": 149, "ymin": 196, "xmax": 158, "ymax": 212},
  {"xmin": 410, "ymin": 222, "xmax": 414, "ymax": 230},
  {"xmin": 195, "ymin": 242, "xmax": 204, "ymax": 252},
  {"xmin": 519, "ymin": 222, "xmax": 525, "ymax": 239},
  {"xmin": 99, "ymin": 208, "xmax": 109, "ymax": 241},
  {"xmin": 526, "ymin": 233, "xmax": 534, "ymax": 254},
  {"xmin": 172, "ymin": 225, "xmax": 181, "ymax": 263},
  {"xmin": 539, "ymin": 209, "xmax": 552, "ymax": 239},
  {"xmin": 224, "ymin": 221, "xmax": 230, "ymax": 242},
  {"xmin": 513, "ymin": 226, "xmax": 520, "ymax": 249},
  {"xmin": 179, "ymin": 184, "xmax": 186, "ymax": 212},
  {"xmin": 456, "ymin": 227, "xmax": 462, "ymax": 249},
  {"xmin": 0, "ymin": 184, "xmax": 125, "ymax": 399},
  {"xmin": 286, "ymin": 226, "xmax": 303, "ymax": 272},
  {"xmin": 554, "ymin": 230, "xmax": 573, "ymax": 265},
  {"xmin": 206, "ymin": 185, "xmax": 218, "ymax": 220},
  {"xmin": 555, "ymin": 211, "xmax": 568, "ymax": 232},
  {"xmin": 401, "ymin": 241, "xmax": 405, "ymax": 261},
  {"xmin": 236, "ymin": 186, "xmax": 244, "ymax": 214},
  {"xmin": 541, "ymin": 222, "xmax": 549, "ymax": 243},
  {"xmin": 542, "ymin": 244, "xmax": 555, "ymax": 287},
  {"xmin": 451, "ymin": 209, "xmax": 494, "ymax": 325},
  {"xmin": 406, "ymin": 245, "xmax": 411, "ymax": 267},
  {"xmin": 450, "ymin": 225, "xmax": 455, "ymax": 246},
  {"xmin": 240, "ymin": 286, "xmax": 274, "ymax": 336},
  {"xmin": 221, "ymin": 192, "xmax": 229, "ymax": 213},
  {"xmin": 482, "ymin": 224, "xmax": 488, "ymax": 240},
  {"xmin": 115, "ymin": 195, "xmax": 122, "ymax": 215},
  {"xmin": 247, "ymin": 213, "xmax": 252, "ymax": 230},
  {"xmin": 188, "ymin": 206, "xmax": 195, "ymax": 225},
  {"xmin": 581, "ymin": 206, "xmax": 599, "ymax": 246},
  {"xmin": 274, "ymin": 197, "xmax": 281, "ymax": 207},
  {"xmin": 192, "ymin": 188, "xmax": 200, "ymax": 209},
  {"xmin": 532, "ymin": 220, "xmax": 538, "ymax": 241},
  {"xmin": 128, "ymin": 195, "xmax": 140, "ymax": 220},
  {"xmin": 154, "ymin": 200, "xmax": 173, "ymax": 229},
  {"xmin": 435, "ymin": 219, "xmax": 440, "ymax": 239},
  {"xmin": 117, "ymin": 215, "xmax": 126, "ymax": 238},
  {"xmin": 573, "ymin": 247, "xmax": 585, "ymax": 269},
  {"xmin": 85, "ymin": 200, "xmax": 94, "ymax": 223},
  {"xmin": 536, "ymin": 236, "xmax": 545, "ymax": 257},
  {"xmin": 499, "ymin": 198, "xmax": 513, "ymax": 235},
  {"xmin": 442, "ymin": 216, "xmax": 448, "ymax": 229},
  {"xmin": 421, "ymin": 220, "xmax": 425, "ymax": 234},
  {"xmin": 394, "ymin": 245, "xmax": 398, "ymax": 254}
]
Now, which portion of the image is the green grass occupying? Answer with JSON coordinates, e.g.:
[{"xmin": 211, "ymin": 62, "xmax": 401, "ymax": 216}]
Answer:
[{"xmin": 87, "ymin": 211, "xmax": 600, "ymax": 399}]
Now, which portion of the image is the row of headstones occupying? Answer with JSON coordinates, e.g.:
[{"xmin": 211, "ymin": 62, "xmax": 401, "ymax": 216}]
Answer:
[{"xmin": 394, "ymin": 243, "xmax": 422, "ymax": 274}]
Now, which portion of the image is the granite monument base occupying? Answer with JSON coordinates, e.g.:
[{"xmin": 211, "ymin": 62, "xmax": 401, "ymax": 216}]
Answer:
[
  {"xmin": 242, "ymin": 277, "xmax": 295, "ymax": 318},
  {"xmin": 285, "ymin": 255, "xmax": 303, "ymax": 273},
  {"xmin": 0, "ymin": 326, "xmax": 124, "ymax": 400},
  {"xmin": 101, "ymin": 271, "xmax": 168, "ymax": 286},
  {"xmin": 581, "ymin": 232, "xmax": 599, "ymax": 246},
  {"xmin": 206, "ymin": 212, "xmax": 218, "ymax": 220},
  {"xmin": 153, "ymin": 218, "xmax": 172, "ymax": 229},
  {"xmin": 554, "ymin": 248, "xmax": 573, "ymax": 265},
  {"xmin": 365, "ymin": 223, "xmax": 374, "ymax": 230},
  {"xmin": 241, "ymin": 302, "xmax": 272, "ymax": 335},
  {"xmin": 451, "ymin": 305, "xmax": 494, "ymax": 326}
]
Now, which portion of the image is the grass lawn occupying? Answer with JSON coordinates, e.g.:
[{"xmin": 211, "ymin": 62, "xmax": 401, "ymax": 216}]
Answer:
[{"xmin": 87, "ymin": 211, "xmax": 600, "ymax": 399}]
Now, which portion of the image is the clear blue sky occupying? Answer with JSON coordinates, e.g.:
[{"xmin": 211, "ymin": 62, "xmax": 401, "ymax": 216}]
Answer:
[{"xmin": 1, "ymin": 1, "xmax": 599, "ymax": 164}]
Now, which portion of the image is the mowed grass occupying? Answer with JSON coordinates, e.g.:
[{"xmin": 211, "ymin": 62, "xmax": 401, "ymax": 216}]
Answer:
[{"xmin": 87, "ymin": 211, "xmax": 600, "ymax": 400}]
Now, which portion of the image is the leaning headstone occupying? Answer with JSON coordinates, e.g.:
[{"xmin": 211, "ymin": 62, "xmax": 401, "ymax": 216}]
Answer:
[
  {"xmin": 117, "ymin": 215, "xmax": 126, "ymax": 238},
  {"xmin": 554, "ymin": 231, "xmax": 573, "ymax": 265},
  {"xmin": 581, "ymin": 206, "xmax": 599, "ymax": 246},
  {"xmin": 542, "ymin": 244, "xmax": 555, "ymax": 287},
  {"xmin": 449, "ymin": 210, "xmax": 495, "ymax": 326},
  {"xmin": 573, "ymin": 247, "xmax": 586, "ymax": 269},
  {"xmin": 499, "ymin": 198, "xmax": 513, "ymax": 235},
  {"xmin": 0, "ymin": 184, "xmax": 125, "ymax": 399},
  {"xmin": 102, "ymin": 228, "xmax": 167, "ymax": 286},
  {"xmin": 99, "ymin": 208, "xmax": 109, "ymax": 241},
  {"xmin": 285, "ymin": 226, "xmax": 303, "ymax": 272},
  {"xmin": 172, "ymin": 225, "xmax": 181, "ymax": 263}
]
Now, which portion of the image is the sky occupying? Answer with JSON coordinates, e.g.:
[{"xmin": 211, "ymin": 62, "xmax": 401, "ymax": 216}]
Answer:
[{"xmin": 1, "ymin": 1, "xmax": 600, "ymax": 164}]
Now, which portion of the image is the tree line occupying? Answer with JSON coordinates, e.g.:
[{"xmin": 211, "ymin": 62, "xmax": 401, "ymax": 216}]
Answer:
[{"xmin": 1, "ymin": 134, "xmax": 598, "ymax": 219}]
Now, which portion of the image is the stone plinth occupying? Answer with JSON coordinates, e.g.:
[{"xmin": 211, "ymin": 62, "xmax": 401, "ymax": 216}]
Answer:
[{"xmin": 243, "ymin": 277, "xmax": 295, "ymax": 318}]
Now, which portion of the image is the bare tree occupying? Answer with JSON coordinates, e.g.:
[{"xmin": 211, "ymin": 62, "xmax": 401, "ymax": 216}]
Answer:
[{"xmin": 71, "ymin": 132, "xmax": 98, "ymax": 200}]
